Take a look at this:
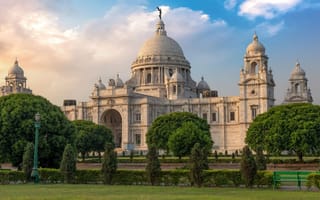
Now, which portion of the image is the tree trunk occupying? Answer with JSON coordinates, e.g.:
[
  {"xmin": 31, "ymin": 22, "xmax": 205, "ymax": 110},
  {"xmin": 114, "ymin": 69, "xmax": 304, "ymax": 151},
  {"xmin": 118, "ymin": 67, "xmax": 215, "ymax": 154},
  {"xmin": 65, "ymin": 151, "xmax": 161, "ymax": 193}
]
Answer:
[{"xmin": 297, "ymin": 152, "xmax": 303, "ymax": 163}]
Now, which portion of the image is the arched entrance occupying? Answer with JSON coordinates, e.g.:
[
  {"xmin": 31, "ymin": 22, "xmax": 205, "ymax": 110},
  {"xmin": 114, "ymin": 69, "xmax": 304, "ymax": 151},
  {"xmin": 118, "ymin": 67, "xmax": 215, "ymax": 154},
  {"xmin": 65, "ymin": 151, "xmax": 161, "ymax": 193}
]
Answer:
[{"xmin": 101, "ymin": 109, "xmax": 122, "ymax": 148}]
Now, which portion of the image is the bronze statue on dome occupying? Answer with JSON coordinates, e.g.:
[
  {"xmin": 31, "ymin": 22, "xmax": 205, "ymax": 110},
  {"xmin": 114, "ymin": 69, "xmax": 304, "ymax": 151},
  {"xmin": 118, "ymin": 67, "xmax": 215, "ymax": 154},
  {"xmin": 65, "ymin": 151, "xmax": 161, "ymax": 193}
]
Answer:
[{"xmin": 156, "ymin": 7, "xmax": 162, "ymax": 20}]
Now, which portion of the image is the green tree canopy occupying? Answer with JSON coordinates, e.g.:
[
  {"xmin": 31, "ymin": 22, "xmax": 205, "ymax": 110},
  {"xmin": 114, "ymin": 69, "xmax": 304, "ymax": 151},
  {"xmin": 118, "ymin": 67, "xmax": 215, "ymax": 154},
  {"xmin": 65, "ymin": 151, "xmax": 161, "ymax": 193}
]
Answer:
[
  {"xmin": 72, "ymin": 120, "xmax": 113, "ymax": 161},
  {"xmin": 146, "ymin": 112, "xmax": 211, "ymax": 153},
  {"xmin": 0, "ymin": 94, "xmax": 75, "ymax": 168},
  {"xmin": 168, "ymin": 121, "xmax": 212, "ymax": 158},
  {"xmin": 246, "ymin": 103, "xmax": 320, "ymax": 161}
]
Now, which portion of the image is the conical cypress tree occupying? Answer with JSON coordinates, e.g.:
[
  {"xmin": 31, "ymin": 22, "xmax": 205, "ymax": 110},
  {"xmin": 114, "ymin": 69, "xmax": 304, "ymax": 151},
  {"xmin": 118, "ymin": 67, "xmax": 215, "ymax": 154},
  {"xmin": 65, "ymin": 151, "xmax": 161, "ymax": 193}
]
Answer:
[
  {"xmin": 189, "ymin": 143, "xmax": 209, "ymax": 187},
  {"xmin": 240, "ymin": 145, "xmax": 257, "ymax": 188},
  {"xmin": 22, "ymin": 142, "xmax": 34, "ymax": 181},
  {"xmin": 60, "ymin": 144, "xmax": 77, "ymax": 183},
  {"xmin": 101, "ymin": 142, "xmax": 117, "ymax": 184},
  {"xmin": 145, "ymin": 144, "xmax": 161, "ymax": 185}
]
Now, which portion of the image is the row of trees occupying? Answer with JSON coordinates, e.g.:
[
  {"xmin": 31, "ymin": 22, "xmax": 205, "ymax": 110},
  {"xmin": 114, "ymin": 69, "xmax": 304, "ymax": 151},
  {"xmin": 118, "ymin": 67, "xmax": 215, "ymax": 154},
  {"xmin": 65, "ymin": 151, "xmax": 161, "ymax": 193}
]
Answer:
[{"xmin": 0, "ymin": 94, "xmax": 114, "ymax": 169}]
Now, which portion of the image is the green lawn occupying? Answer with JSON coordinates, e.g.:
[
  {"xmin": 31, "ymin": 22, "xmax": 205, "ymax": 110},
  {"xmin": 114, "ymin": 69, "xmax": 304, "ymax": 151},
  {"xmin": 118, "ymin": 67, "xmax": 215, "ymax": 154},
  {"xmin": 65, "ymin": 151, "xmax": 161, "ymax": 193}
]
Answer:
[{"xmin": 0, "ymin": 185, "xmax": 318, "ymax": 200}]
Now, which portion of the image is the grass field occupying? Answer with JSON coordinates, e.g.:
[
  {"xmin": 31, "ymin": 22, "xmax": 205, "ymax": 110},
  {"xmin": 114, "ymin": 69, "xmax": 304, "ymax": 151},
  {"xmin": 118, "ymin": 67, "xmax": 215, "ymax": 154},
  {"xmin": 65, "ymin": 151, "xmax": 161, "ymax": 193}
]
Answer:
[{"xmin": 0, "ymin": 185, "xmax": 318, "ymax": 200}]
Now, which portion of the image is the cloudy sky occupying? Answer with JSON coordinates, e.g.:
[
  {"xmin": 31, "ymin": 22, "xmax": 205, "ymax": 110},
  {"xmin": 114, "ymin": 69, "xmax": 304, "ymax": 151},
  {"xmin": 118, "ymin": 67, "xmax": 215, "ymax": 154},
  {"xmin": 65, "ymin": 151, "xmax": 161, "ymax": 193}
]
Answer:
[{"xmin": 0, "ymin": 0, "xmax": 319, "ymax": 105}]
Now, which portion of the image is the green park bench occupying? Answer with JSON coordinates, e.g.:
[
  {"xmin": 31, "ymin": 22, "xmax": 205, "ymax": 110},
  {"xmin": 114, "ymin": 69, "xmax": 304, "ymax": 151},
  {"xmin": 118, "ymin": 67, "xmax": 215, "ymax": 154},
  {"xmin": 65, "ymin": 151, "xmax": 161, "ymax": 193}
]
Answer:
[{"xmin": 273, "ymin": 171, "xmax": 320, "ymax": 189}]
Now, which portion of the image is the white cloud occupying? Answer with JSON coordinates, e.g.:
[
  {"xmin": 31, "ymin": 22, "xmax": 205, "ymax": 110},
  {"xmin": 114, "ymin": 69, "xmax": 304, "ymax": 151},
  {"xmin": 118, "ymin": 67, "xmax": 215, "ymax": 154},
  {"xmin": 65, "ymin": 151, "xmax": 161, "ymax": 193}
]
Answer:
[
  {"xmin": 238, "ymin": 0, "xmax": 302, "ymax": 19},
  {"xmin": 0, "ymin": 2, "xmax": 233, "ymax": 105},
  {"xmin": 224, "ymin": 0, "xmax": 238, "ymax": 10},
  {"xmin": 256, "ymin": 21, "xmax": 285, "ymax": 36}
]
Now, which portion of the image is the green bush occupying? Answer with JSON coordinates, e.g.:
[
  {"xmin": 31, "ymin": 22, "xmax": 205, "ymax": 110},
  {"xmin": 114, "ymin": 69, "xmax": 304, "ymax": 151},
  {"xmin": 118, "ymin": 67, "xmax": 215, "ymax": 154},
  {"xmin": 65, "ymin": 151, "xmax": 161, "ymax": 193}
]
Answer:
[
  {"xmin": 75, "ymin": 170, "xmax": 102, "ymax": 184},
  {"xmin": 39, "ymin": 168, "xmax": 63, "ymax": 183},
  {"xmin": 113, "ymin": 170, "xmax": 146, "ymax": 185},
  {"xmin": 254, "ymin": 171, "xmax": 273, "ymax": 187},
  {"xmin": 0, "ymin": 171, "xmax": 25, "ymax": 184},
  {"xmin": 161, "ymin": 170, "xmax": 189, "ymax": 186},
  {"xmin": 203, "ymin": 170, "xmax": 242, "ymax": 187},
  {"xmin": 307, "ymin": 173, "xmax": 320, "ymax": 189}
]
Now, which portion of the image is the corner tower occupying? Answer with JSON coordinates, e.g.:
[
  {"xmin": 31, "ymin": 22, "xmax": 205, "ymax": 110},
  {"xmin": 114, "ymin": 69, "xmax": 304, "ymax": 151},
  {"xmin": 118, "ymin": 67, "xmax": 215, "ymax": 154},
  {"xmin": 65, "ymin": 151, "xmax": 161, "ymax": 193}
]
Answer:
[
  {"xmin": 1, "ymin": 59, "xmax": 32, "ymax": 96},
  {"xmin": 283, "ymin": 61, "xmax": 312, "ymax": 103},
  {"xmin": 239, "ymin": 33, "xmax": 275, "ymax": 124}
]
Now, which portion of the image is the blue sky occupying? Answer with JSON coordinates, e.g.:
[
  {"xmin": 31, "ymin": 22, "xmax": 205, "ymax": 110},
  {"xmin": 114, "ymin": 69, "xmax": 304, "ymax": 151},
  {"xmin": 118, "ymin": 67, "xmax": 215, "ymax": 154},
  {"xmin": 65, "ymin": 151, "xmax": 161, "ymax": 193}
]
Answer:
[{"xmin": 0, "ymin": 0, "xmax": 319, "ymax": 105}]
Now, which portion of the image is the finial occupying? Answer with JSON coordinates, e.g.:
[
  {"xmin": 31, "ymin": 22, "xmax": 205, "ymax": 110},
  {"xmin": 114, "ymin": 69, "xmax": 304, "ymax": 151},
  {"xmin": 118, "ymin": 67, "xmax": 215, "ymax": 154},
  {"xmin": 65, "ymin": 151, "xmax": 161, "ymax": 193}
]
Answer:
[
  {"xmin": 296, "ymin": 59, "xmax": 300, "ymax": 67},
  {"xmin": 253, "ymin": 32, "xmax": 258, "ymax": 41},
  {"xmin": 117, "ymin": 73, "xmax": 120, "ymax": 78},
  {"xmin": 98, "ymin": 77, "xmax": 102, "ymax": 83},
  {"xmin": 156, "ymin": 6, "xmax": 162, "ymax": 20},
  {"xmin": 201, "ymin": 76, "xmax": 204, "ymax": 81},
  {"xmin": 14, "ymin": 57, "xmax": 18, "ymax": 65}
]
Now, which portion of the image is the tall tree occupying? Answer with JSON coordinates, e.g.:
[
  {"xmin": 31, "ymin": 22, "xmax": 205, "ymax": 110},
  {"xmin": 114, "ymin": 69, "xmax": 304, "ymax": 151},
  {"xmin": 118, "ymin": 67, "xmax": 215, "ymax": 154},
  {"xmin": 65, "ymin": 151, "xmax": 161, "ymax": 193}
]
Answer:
[
  {"xmin": 101, "ymin": 142, "xmax": 117, "ymax": 184},
  {"xmin": 0, "ymin": 94, "xmax": 75, "ymax": 168},
  {"xmin": 22, "ymin": 142, "xmax": 34, "ymax": 181},
  {"xmin": 147, "ymin": 112, "xmax": 211, "ymax": 154},
  {"xmin": 246, "ymin": 103, "xmax": 320, "ymax": 162},
  {"xmin": 145, "ymin": 144, "xmax": 161, "ymax": 185},
  {"xmin": 73, "ymin": 120, "xmax": 113, "ymax": 161},
  {"xmin": 189, "ymin": 143, "xmax": 209, "ymax": 187},
  {"xmin": 240, "ymin": 145, "xmax": 257, "ymax": 188},
  {"xmin": 168, "ymin": 121, "xmax": 212, "ymax": 159},
  {"xmin": 60, "ymin": 144, "xmax": 77, "ymax": 184}
]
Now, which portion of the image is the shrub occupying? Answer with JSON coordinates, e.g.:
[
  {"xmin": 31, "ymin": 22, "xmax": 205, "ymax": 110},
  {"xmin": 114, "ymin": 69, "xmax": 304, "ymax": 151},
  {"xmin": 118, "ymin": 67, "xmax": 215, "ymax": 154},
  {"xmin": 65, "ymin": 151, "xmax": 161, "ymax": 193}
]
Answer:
[
  {"xmin": 307, "ymin": 174, "xmax": 320, "ymax": 190},
  {"xmin": 60, "ymin": 144, "xmax": 77, "ymax": 183},
  {"xmin": 189, "ymin": 143, "xmax": 208, "ymax": 187},
  {"xmin": 22, "ymin": 142, "xmax": 34, "ymax": 181},
  {"xmin": 39, "ymin": 168, "xmax": 63, "ymax": 183},
  {"xmin": 240, "ymin": 146, "xmax": 257, "ymax": 187},
  {"xmin": 145, "ymin": 145, "xmax": 161, "ymax": 185},
  {"xmin": 101, "ymin": 143, "xmax": 117, "ymax": 184}
]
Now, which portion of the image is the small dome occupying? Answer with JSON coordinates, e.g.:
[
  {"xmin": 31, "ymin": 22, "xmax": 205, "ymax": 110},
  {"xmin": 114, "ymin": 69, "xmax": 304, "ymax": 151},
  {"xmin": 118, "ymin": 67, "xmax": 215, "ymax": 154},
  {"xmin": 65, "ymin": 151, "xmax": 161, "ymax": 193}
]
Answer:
[
  {"xmin": 290, "ymin": 61, "xmax": 306, "ymax": 79},
  {"xmin": 97, "ymin": 78, "xmax": 106, "ymax": 90},
  {"xmin": 197, "ymin": 77, "xmax": 210, "ymax": 91},
  {"xmin": 246, "ymin": 33, "xmax": 265, "ymax": 56},
  {"xmin": 137, "ymin": 20, "xmax": 185, "ymax": 58},
  {"xmin": 170, "ymin": 69, "xmax": 184, "ymax": 82},
  {"xmin": 8, "ymin": 59, "xmax": 24, "ymax": 77},
  {"xmin": 115, "ymin": 74, "xmax": 124, "ymax": 87}
]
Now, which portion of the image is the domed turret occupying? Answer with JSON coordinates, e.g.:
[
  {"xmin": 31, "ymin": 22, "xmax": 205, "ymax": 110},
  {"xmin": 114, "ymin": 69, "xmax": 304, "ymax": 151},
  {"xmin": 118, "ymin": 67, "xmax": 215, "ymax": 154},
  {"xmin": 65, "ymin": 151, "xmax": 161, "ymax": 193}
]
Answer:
[
  {"xmin": 197, "ymin": 76, "xmax": 210, "ymax": 91},
  {"xmin": 97, "ymin": 78, "xmax": 106, "ymax": 90},
  {"xmin": 246, "ymin": 33, "xmax": 265, "ymax": 56},
  {"xmin": 8, "ymin": 59, "xmax": 24, "ymax": 78},
  {"xmin": 290, "ymin": 61, "xmax": 305, "ymax": 79},
  {"xmin": 115, "ymin": 74, "xmax": 124, "ymax": 88}
]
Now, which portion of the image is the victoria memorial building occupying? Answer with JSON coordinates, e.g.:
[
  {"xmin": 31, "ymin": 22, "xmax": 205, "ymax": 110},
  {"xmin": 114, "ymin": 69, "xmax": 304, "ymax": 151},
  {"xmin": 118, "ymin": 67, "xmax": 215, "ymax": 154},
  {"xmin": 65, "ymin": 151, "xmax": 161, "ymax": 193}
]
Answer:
[{"xmin": 57, "ymin": 16, "xmax": 312, "ymax": 152}]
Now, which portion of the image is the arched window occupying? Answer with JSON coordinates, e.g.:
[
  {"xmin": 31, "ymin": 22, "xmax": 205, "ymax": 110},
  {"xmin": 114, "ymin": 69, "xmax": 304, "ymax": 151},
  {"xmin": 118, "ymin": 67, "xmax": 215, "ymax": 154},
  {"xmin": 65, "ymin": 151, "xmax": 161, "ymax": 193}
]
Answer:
[
  {"xmin": 250, "ymin": 62, "xmax": 257, "ymax": 74},
  {"xmin": 146, "ymin": 73, "xmax": 152, "ymax": 84},
  {"xmin": 295, "ymin": 83, "xmax": 300, "ymax": 93}
]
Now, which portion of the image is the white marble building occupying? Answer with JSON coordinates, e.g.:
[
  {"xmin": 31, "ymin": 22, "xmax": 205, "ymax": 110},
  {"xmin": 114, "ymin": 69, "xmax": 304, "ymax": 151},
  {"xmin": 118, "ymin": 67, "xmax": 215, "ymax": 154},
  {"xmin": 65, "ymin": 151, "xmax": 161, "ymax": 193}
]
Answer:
[
  {"xmin": 62, "ymin": 18, "xmax": 276, "ymax": 152},
  {"xmin": 0, "ymin": 59, "xmax": 32, "ymax": 96}
]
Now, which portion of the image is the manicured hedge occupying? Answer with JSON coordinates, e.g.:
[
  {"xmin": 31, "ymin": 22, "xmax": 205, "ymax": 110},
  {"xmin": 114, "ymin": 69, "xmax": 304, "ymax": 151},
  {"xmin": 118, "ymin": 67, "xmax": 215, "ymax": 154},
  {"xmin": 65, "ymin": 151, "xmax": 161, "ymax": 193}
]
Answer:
[
  {"xmin": 0, "ymin": 169, "xmax": 276, "ymax": 187},
  {"xmin": 0, "ymin": 170, "xmax": 25, "ymax": 184}
]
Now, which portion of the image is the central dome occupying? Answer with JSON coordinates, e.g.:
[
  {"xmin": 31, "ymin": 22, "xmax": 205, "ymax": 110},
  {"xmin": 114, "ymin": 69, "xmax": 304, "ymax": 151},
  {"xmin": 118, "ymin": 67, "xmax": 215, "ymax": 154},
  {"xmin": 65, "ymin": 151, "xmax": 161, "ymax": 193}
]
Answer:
[{"xmin": 137, "ymin": 20, "xmax": 185, "ymax": 58}]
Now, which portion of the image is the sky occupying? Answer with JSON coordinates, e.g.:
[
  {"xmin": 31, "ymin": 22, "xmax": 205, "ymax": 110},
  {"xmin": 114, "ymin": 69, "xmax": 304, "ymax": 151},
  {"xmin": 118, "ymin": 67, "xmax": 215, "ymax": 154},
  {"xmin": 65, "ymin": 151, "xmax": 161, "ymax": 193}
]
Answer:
[{"xmin": 0, "ymin": 0, "xmax": 319, "ymax": 106}]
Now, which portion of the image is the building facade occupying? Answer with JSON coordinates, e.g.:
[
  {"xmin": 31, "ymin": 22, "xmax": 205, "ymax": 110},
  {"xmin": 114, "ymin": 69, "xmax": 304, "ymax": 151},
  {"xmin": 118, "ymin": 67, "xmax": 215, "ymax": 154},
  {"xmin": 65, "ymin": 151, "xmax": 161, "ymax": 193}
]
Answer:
[
  {"xmin": 0, "ymin": 59, "xmax": 32, "ymax": 96},
  {"xmin": 62, "ymin": 18, "xmax": 275, "ymax": 152}
]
